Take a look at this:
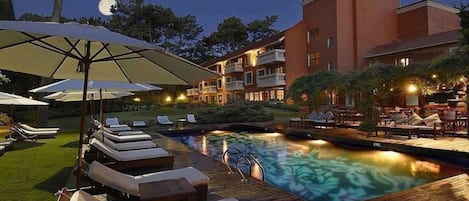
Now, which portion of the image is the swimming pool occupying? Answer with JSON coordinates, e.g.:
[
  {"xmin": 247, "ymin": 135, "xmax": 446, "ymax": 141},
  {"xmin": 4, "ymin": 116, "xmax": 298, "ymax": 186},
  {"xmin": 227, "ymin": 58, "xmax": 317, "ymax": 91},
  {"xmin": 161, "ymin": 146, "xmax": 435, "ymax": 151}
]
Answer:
[{"xmin": 172, "ymin": 131, "xmax": 465, "ymax": 201}]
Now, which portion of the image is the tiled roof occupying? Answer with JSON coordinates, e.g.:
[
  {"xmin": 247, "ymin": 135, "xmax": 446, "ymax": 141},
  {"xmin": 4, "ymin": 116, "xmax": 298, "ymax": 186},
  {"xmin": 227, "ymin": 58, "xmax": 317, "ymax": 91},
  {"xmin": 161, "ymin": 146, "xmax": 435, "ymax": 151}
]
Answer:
[
  {"xmin": 200, "ymin": 31, "xmax": 285, "ymax": 67},
  {"xmin": 365, "ymin": 29, "xmax": 461, "ymax": 58}
]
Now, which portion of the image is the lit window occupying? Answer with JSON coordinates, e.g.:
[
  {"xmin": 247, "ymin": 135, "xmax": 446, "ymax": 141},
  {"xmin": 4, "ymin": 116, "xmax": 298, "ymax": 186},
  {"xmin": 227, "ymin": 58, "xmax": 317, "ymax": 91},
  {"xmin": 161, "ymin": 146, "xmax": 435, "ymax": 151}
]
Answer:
[
  {"xmin": 310, "ymin": 52, "xmax": 320, "ymax": 65},
  {"xmin": 327, "ymin": 62, "xmax": 334, "ymax": 71},
  {"xmin": 307, "ymin": 54, "xmax": 311, "ymax": 67},
  {"xmin": 397, "ymin": 57, "xmax": 410, "ymax": 67},
  {"xmin": 245, "ymin": 72, "xmax": 253, "ymax": 85}
]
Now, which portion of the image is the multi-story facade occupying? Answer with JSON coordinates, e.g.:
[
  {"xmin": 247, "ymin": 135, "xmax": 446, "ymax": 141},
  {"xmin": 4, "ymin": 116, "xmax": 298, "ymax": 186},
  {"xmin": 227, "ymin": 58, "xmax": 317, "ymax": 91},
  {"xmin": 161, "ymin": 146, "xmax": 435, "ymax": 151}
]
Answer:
[
  {"xmin": 187, "ymin": 32, "xmax": 286, "ymax": 105},
  {"xmin": 189, "ymin": 0, "xmax": 461, "ymax": 106}
]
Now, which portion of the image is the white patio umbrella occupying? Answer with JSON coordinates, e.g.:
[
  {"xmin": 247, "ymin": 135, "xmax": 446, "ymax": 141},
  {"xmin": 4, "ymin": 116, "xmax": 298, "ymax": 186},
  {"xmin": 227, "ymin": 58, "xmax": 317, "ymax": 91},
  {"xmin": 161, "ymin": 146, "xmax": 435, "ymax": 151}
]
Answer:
[
  {"xmin": 0, "ymin": 92, "xmax": 49, "ymax": 138},
  {"xmin": 30, "ymin": 79, "xmax": 161, "ymax": 122},
  {"xmin": 44, "ymin": 91, "xmax": 134, "ymax": 102},
  {"xmin": 0, "ymin": 20, "xmax": 217, "ymax": 187},
  {"xmin": 29, "ymin": 79, "xmax": 162, "ymax": 93},
  {"xmin": 0, "ymin": 92, "xmax": 49, "ymax": 106}
]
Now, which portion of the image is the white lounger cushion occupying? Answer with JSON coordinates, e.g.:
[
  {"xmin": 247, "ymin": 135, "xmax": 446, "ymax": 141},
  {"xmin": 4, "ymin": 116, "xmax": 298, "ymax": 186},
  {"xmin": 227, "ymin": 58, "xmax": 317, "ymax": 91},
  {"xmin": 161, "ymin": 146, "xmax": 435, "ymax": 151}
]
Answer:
[
  {"xmin": 18, "ymin": 128, "xmax": 57, "ymax": 135},
  {"xmin": 88, "ymin": 161, "xmax": 209, "ymax": 196},
  {"xmin": 107, "ymin": 125, "xmax": 132, "ymax": 132},
  {"xmin": 18, "ymin": 123, "xmax": 60, "ymax": 131},
  {"xmin": 90, "ymin": 138, "xmax": 169, "ymax": 161},
  {"xmin": 132, "ymin": 121, "xmax": 146, "ymax": 127},
  {"xmin": 93, "ymin": 130, "xmax": 152, "ymax": 142},
  {"xmin": 103, "ymin": 137, "xmax": 156, "ymax": 151},
  {"xmin": 70, "ymin": 190, "xmax": 100, "ymax": 201},
  {"xmin": 101, "ymin": 126, "xmax": 144, "ymax": 135}
]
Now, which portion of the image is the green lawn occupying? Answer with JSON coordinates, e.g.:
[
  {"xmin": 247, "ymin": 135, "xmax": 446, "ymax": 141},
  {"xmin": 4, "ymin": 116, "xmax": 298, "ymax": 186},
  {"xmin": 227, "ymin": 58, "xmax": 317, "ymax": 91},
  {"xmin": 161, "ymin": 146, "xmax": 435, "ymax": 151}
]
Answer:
[
  {"xmin": 0, "ymin": 106, "xmax": 299, "ymax": 201},
  {"xmin": 0, "ymin": 132, "xmax": 78, "ymax": 201}
]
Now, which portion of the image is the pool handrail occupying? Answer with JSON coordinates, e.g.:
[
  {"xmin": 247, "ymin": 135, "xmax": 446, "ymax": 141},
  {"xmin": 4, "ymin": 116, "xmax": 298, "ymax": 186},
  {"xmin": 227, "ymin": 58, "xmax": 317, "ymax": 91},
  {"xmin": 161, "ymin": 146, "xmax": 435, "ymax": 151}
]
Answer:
[{"xmin": 222, "ymin": 148, "xmax": 265, "ymax": 182}]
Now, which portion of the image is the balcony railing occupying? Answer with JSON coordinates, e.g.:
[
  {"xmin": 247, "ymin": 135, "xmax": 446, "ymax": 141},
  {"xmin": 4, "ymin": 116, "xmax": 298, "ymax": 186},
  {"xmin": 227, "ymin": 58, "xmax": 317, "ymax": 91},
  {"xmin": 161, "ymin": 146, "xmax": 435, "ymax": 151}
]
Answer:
[
  {"xmin": 201, "ymin": 85, "xmax": 218, "ymax": 94},
  {"xmin": 226, "ymin": 81, "xmax": 244, "ymax": 91},
  {"xmin": 257, "ymin": 73, "xmax": 286, "ymax": 88},
  {"xmin": 225, "ymin": 62, "xmax": 243, "ymax": 74},
  {"xmin": 186, "ymin": 88, "xmax": 199, "ymax": 96},
  {"xmin": 256, "ymin": 49, "xmax": 285, "ymax": 66}
]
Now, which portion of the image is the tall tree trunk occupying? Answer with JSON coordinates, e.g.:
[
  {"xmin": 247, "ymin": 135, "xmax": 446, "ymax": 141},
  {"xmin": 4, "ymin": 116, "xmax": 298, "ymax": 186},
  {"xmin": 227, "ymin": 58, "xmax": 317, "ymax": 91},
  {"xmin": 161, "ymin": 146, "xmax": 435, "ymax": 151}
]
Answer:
[
  {"xmin": 0, "ymin": 0, "xmax": 15, "ymax": 20},
  {"xmin": 51, "ymin": 0, "xmax": 63, "ymax": 22}
]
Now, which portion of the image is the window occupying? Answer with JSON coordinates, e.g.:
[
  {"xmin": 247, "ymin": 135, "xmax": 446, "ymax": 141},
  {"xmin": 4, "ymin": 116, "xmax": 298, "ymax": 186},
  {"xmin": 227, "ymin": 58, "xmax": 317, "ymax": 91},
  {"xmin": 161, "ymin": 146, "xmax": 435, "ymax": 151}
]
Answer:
[
  {"xmin": 309, "ymin": 52, "xmax": 320, "ymax": 65},
  {"xmin": 199, "ymin": 83, "xmax": 203, "ymax": 90},
  {"xmin": 217, "ymin": 79, "xmax": 222, "ymax": 89},
  {"xmin": 257, "ymin": 69, "xmax": 266, "ymax": 77},
  {"xmin": 276, "ymin": 90, "xmax": 284, "ymax": 101},
  {"xmin": 216, "ymin": 65, "xmax": 222, "ymax": 74},
  {"xmin": 204, "ymin": 82, "xmax": 208, "ymax": 87},
  {"xmin": 307, "ymin": 28, "xmax": 319, "ymax": 44},
  {"xmin": 218, "ymin": 95, "xmax": 223, "ymax": 102},
  {"xmin": 327, "ymin": 36, "xmax": 334, "ymax": 48},
  {"xmin": 226, "ymin": 77, "xmax": 231, "ymax": 83},
  {"xmin": 327, "ymin": 62, "xmax": 335, "ymax": 71},
  {"xmin": 396, "ymin": 57, "xmax": 410, "ymax": 67},
  {"xmin": 245, "ymin": 71, "xmax": 253, "ymax": 85},
  {"xmin": 307, "ymin": 54, "xmax": 311, "ymax": 67}
]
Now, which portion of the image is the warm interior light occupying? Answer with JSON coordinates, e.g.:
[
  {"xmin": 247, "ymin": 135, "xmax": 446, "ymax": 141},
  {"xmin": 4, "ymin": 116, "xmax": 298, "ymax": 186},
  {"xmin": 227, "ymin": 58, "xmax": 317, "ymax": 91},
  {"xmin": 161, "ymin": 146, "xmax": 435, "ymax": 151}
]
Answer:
[
  {"xmin": 177, "ymin": 94, "xmax": 187, "ymax": 101},
  {"xmin": 133, "ymin": 97, "xmax": 141, "ymax": 102},
  {"xmin": 211, "ymin": 130, "xmax": 224, "ymax": 134},
  {"xmin": 165, "ymin": 96, "xmax": 172, "ymax": 102},
  {"xmin": 407, "ymin": 84, "xmax": 417, "ymax": 93},
  {"xmin": 390, "ymin": 88, "xmax": 394, "ymax": 92}
]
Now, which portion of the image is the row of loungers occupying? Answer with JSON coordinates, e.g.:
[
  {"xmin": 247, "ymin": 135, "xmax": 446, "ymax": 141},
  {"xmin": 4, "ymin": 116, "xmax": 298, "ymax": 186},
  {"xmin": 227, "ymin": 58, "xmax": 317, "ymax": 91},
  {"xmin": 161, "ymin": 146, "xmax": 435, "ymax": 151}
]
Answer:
[{"xmin": 77, "ymin": 119, "xmax": 214, "ymax": 200}]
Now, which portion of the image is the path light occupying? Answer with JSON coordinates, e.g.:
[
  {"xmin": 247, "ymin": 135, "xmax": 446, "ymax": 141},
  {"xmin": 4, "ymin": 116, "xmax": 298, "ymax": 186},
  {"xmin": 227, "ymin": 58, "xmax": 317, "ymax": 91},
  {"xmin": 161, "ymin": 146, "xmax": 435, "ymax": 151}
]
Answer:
[
  {"xmin": 133, "ymin": 97, "xmax": 141, "ymax": 102},
  {"xmin": 177, "ymin": 94, "xmax": 187, "ymax": 101},
  {"xmin": 165, "ymin": 96, "xmax": 172, "ymax": 103},
  {"xmin": 432, "ymin": 74, "xmax": 437, "ymax": 79},
  {"xmin": 407, "ymin": 84, "xmax": 417, "ymax": 93}
]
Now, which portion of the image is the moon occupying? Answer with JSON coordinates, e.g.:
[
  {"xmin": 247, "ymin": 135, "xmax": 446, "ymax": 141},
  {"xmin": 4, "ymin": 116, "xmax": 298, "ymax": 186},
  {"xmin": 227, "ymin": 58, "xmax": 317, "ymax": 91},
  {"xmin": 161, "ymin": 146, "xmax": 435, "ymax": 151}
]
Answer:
[{"xmin": 98, "ymin": 0, "xmax": 117, "ymax": 16}]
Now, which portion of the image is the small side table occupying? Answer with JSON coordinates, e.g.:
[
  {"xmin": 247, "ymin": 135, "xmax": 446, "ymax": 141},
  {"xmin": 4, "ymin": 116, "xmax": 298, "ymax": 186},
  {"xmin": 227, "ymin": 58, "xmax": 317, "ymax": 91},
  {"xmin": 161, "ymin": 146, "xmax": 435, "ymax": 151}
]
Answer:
[
  {"xmin": 176, "ymin": 118, "xmax": 187, "ymax": 128},
  {"xmin": 139, "ymin": 178, "xmax": 196, "ymax": 201}
]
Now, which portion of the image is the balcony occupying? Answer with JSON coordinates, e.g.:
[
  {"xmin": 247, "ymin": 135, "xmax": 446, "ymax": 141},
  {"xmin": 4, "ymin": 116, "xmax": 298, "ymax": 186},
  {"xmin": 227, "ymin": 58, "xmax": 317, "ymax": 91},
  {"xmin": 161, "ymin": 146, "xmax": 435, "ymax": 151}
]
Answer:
[
  {"xmin": 226, "ymin": 81, "xmax": 244, "ymax": 91},
  {"xmin": 186, "ymin": 88, "xmax": 199, "ymax": 96},
  {"xmin": 256, "ymin": 49, "xmax": 285, "ymax": 66},
  {"xmin": 201, "ymin": 85, "xmax": 218, "ymax": 94},
  {"xmin": 225, "ymin": 62, "xmax": 243, "ymax": 74},
  {"xmin": 257, "ymin": 73, "xmax": 286, "ymax": 88}
]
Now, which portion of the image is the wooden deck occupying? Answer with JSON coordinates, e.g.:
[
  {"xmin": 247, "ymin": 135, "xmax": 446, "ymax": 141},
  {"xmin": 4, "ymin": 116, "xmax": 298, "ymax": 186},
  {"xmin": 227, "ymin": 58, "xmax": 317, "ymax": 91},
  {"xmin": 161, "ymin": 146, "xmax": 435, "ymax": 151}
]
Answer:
[
  {"xmin": 368, "ymin": 173, "xmax": 469, "ymax": 201},
  {"xmin": 152, "ymin": 132, "xmax": 302, "ymax": 201}
]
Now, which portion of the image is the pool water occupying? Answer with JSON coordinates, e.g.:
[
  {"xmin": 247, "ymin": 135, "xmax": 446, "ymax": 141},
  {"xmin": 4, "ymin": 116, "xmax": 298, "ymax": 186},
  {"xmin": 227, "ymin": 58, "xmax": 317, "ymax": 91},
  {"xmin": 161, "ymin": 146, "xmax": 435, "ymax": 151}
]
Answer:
[{"xmin": 172, "ymin": 131, "xmax": 465, "ymax": 201}]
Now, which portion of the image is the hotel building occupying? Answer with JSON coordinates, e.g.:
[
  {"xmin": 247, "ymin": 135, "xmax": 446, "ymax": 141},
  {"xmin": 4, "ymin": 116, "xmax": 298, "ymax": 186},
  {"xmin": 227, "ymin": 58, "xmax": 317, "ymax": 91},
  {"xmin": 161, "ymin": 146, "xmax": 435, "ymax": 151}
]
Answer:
[{"xmin": 188, "ymin": 0, "xmax": 461, "ymax": 106}]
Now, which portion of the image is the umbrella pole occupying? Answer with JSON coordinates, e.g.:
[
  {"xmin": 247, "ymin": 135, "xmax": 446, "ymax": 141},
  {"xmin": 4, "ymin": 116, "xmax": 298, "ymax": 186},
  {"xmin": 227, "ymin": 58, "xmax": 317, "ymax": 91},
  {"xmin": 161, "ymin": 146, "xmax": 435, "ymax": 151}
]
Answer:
[
  {"xmin": 100, "ymin": 88, "xmax": 103, "ymax": 124},
  {"xmin": 76, "ymin": 43, "xmax": 91, "ymax": 188}
]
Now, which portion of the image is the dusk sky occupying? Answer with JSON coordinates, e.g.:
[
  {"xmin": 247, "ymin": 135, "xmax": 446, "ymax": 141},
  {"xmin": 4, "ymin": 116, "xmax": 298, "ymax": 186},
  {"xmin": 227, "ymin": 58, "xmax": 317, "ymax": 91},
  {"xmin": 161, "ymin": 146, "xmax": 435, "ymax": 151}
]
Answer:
[{"xmin": 11, "ymin": 0, "xmax": 468, "ymax": 36}]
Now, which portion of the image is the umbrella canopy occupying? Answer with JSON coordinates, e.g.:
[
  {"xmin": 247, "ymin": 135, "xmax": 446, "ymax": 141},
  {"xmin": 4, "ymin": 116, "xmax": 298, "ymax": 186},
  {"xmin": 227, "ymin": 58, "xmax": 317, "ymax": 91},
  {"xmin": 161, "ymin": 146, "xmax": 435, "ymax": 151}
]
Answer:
[
  {"xmin": 0, "ymin": 92, "xmax": 48, "ymax": 106},
  {"xmin": 44, "ymin": 91, "xmax": 134, "ymax": 102},
  {"xmin": 0, "ymin": 20, "xmax": 216, "ymax": 188},
  {"xmin": 29, "ymin": 79, "xmax": 162, "ymax": 93}
]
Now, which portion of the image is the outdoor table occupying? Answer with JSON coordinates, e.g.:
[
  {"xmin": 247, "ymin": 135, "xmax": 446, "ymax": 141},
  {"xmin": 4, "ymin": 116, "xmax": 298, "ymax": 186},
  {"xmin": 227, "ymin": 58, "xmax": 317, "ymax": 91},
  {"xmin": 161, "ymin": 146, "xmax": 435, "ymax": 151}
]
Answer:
[{"xmin": 139, "ymin": 178, "xmax": 196, "ymax": 201}]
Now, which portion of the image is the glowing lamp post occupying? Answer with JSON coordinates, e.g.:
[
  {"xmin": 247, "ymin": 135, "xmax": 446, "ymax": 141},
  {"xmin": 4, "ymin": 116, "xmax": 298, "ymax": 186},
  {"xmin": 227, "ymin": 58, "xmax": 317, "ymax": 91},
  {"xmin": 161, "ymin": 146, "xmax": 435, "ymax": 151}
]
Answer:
[{"xmin": 407, "ymin": 84, "xmax": 417, "ymax": 93}]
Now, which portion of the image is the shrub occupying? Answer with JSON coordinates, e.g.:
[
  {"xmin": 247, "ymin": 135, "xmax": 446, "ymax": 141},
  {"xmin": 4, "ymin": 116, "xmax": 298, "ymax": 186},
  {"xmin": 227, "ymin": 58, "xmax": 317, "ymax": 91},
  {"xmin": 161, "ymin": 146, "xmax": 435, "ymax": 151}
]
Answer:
[{"xmin": 196, "ymin": 101, "xmax": 273, "ymax": 124}]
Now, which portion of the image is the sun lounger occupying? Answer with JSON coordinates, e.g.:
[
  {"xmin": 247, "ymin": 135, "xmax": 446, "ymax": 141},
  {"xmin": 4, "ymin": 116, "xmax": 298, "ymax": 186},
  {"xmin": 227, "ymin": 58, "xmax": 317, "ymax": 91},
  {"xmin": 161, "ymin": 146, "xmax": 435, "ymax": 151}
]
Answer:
[
  {"xmin": 15, "ymin": 127, "xmax": 57, "ymax": 139},
  {"xmin": 17, "ymin": 122, "xmax": 60, "ymax": 132},
  {"xmin": 157, "ymin": 115, "xmax": 173, "ymax": 125},
  {"xmin": 132, "ymin": 120, "xmax": 147, "ymax": 127},
  {"xmin": 187, "ymin": 114, "xmax": 197, "ymax": 124},
  {"xmin": 0, "ymin": 141, "xmax": 12, "ymax": 150},
  {"xmin": 105, "ymin": 117, "xmax": 129, "ymax": 127},
  {"xmin": 88, "ymin": 138, "xmax": 173, "ymax": 170},
  {"xmin": 9, "ymin": 127, "xmax": 38, "ymax": 142},
  {"xmin": 0, "ymin": 146, "xmax": 5, "ymax": 156},
  {"xmin": 87, "ymin": 161, "xmax": 208, "ymax": 201},
  {"xmin": 103, "ymin": 137, "xmax": 157, "ymax": 151},
  {"xmin": 93, "ymin": 130, "xmax": 152, "ymax": 143}
]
